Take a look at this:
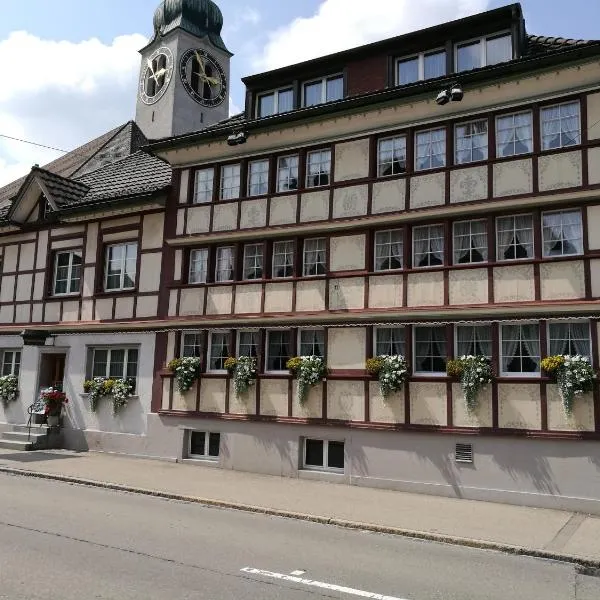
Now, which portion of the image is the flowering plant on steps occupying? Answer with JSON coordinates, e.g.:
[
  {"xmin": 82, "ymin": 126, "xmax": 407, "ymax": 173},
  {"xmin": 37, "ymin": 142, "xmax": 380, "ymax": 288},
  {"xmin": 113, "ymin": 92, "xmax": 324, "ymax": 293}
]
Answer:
[
  {"xmin": 40, "ymin": 388, "xmax": 68, "ymax": 417},
  {"xmin": 168, "ymin": 357, "xmax": 202, "ymax": 393},
  {"xmin": 287, "ymin": 356, "xmax": 327, "ymax": 404}
]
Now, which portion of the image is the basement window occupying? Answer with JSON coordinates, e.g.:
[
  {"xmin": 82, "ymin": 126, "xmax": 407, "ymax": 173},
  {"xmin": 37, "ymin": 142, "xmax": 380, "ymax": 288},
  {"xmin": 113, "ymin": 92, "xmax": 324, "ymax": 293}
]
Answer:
[
  {"xmin": 303, "ymin": 438, "xmax": 345, "ymax": 472},
  {"xmin": 189, "ymin": 431, "xmax": 220, "ymax": 459}
]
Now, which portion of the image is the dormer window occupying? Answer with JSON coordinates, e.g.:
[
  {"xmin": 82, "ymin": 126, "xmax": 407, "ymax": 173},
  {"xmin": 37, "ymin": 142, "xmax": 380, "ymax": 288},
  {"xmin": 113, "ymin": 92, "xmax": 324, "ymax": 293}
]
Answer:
[
  {"xmin": 302, "ymin": 75, "xmax": 343, "ymax": 107},
  {"xmin": 257, "ymin": 87, "xmax": 294, "ymax": 118},
  {"xmin": 455, "ymin": 33, "xmax": 512, "ymax": 72},
  {"xmin": 396, "ymin": 50, "xmax": 446, "ymax": 85},
  {"xmin": 39, "ymin": 195, "xmax": 52, "ymax": 220}
]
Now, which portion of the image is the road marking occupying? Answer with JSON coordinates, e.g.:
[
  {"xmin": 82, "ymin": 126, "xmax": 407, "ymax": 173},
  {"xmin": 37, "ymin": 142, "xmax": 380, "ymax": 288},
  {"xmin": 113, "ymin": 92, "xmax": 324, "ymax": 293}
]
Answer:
[
  {"xmin": 290, "ymin": 570, "xmax": 306, "ymax": 576},
  {"xmin": 241, "ymin": 567, "xmax": 408, "ymax": 600}
]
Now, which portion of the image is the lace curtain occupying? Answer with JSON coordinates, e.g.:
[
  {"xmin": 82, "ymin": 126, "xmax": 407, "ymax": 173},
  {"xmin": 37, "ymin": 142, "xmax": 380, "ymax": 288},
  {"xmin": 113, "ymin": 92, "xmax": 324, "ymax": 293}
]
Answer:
[
  {"xmin": 497, "ymin": 215, "xmax": 533, "ymax": 259},
  {"xmin": 542, "ymin": 211, "xmax": 582, "ymax": 256},
  {"xmin": 497, "ymin": 113, "xmax": 532, "ymax": 156},
  {"xmin": 414, "ymin": 226, "xmax": 443, "ymax": 266},
  {"xmin": 549, "ymin": 322, "xmax": 590, "ymax": 357},
  {"xmin": 457, "ymin": 326, "xmax": 491, "ymax": 357},
  {"xmin": 453, "ymin": 221, "xmax": 487, "ymax": 263},
  {"xmin": 376, "ymin": 235, "xmax": 403, "ymax": 269},
  {"xmin": 542, "ymin": 102, "xmax": 580, "ymax": 150}
]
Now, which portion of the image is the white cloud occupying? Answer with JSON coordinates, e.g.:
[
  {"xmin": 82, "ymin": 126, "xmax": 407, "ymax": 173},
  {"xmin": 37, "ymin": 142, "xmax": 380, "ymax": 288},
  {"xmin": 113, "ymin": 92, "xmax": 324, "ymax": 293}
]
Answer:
[
  {"xmin": 0, "ymin": 31, "xmax": 146, "ymax": 186},
  {"xmin": 255, "ymin": 0, "xmax": 490, "ymax": 71}
]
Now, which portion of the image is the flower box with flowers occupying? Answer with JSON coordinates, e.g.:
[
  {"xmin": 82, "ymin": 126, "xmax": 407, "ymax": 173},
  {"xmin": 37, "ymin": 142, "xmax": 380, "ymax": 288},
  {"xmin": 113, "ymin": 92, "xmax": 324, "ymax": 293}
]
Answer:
[
  {"xmin": 0, "ymin": 374, "xmax": 19, "ymax": 407},
  {"xmin": 83, "ymin": 377, "xmax": 135, "ymax": 415},
  {"xmin": 286, "ymin": 356, "xmax": 327, "ymax": 404},
  {"xmin": 224, "ymin": 356, "xmax": 257, "ymax": 398},
  {"xmin": 167, "ymin": 357, "xmax": 202, "ymax": 394},
  {"xmin": 446, "ymin": 355, "xmax": 493, "ymax": 412},
  {"xmin": 541, "ymin": 355, "xmax": 595, "ymax": 415},
  {"xmin": 366, "ymin": 355, "xmax": 407, "ymax": 399}
]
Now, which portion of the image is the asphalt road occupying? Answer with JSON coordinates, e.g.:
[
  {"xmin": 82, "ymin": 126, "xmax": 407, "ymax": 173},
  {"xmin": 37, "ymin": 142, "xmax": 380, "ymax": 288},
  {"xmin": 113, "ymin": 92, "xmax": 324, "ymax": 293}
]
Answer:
[{"xmin": 0, "ymin": 473, "xmax": 599, "ymax": 600}]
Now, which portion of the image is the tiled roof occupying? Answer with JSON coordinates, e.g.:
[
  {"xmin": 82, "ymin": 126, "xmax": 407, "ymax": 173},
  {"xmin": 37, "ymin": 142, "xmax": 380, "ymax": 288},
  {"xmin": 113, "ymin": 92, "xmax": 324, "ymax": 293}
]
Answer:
[
  {"xmin": 524, "ymin": 34, "xmax": 598, "ymax": 57},
  {"xmin": 33, "ymin": 168, "xmax": 89, "ymax": 208}
]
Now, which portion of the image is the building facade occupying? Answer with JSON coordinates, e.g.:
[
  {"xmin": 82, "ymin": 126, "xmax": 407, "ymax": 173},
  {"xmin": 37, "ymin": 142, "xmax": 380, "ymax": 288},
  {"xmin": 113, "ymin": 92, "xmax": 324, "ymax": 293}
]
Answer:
[{"xmin": 2, "ymin": 1, "xmax": 600, "ymax": 511}]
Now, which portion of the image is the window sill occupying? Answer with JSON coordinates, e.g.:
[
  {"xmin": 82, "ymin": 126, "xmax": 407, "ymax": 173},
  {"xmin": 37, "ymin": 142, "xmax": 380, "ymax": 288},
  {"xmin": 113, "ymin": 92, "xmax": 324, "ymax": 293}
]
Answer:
[
  {"xmin": 80, "ymin": 393, "xmax": 140, "ymax": 400},
  {"xmin": 183, "ymin": 456, "xmax": 219, "ymax": 466},
  {"xmin": 96, "ymin": 289, "xmax": 137, "ymax": 297},
  {"xmin": 299, "ymin": 468, "xmax": 345, "ymax": 482},
  {"xmin": 44, "ymin": 294, "xmax": 82, "ymax": 302}
]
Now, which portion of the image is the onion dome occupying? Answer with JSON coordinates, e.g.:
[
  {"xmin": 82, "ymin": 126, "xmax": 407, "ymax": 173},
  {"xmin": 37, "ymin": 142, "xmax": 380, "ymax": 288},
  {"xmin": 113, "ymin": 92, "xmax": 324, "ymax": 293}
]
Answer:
[{"xmin": 152, "ymin": 0, "xmax": 230, "ymax": 54}]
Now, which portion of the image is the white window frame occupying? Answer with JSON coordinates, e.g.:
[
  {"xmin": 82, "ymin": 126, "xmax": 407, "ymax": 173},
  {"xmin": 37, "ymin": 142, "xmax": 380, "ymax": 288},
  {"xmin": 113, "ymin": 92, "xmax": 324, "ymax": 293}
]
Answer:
[
  {"xmin": 256, "ymin": 86, "xmax": 294, "ymax": 118},
  {"xmin": 454, "ymin": 324, "xmax": 492, "ymax": 359},
  {"xmin": 377, "ymin": 135, "xmax": 407, "ymax": 177},
  {"xmin": 496, "ymin": 214, "xmax": 534, "ymax": 262},
  {"xmin": 302, "ymin": 74, "xmax": 344, "ymax": 107},
  {"xmin": 303, "ymin": 438, "xmax": 345, "ymax": 473},
  {"xmin": 219, "ymin": 164, "xmax": 241, "ymax": 200},
  {"xmin": 499, "ymin": 322, "xmax": 541, "ymax": 377},
  {"xmin": 495, "ymin": 111, "xmax": 533, "ymax": 158},
  {"xmin": 454, "ymin": 31, "xmax": 512, "ymax": 72},
  {"xmin": 215, "ymin": 246, "xmax": 235, "ymax": 282},
  {"xmin": 188, "ymin": 431, "xmax": 220, "ymax": 460},
  {"xmin": 374, "ymin": 326, "xmax": 405, "ymax": 358},
  {"xmin": 413, "ymin": 326, "xmax": 447, "ymax": 376},
  {"xmin": 542, "ymin": 209, "xmax": 583, "ymax": 258},
  {"xmin": 306, "ymin": 149, "xmax": 331, "ymax": 188},
  {"xmin": 265, "ymin": 329, "xmax": 292, "ymax": 373},
  {"xmin": 415, "ymin": 127, "xmax": 446, "ymax": 171},
  {"xmin": 193, "ymin": 168, "xmax": 214, "ymax": 204},
  {"xmin": 237, "ymin": 329, "xmax": 260, "ymax": 358},
  {"xmin": 207, "ymin": 331, "xmax": 230, "ymax": 373},
  {"xmin": 247, "ymin": 159, "xmax": 269, "ymax": 197},
  {"xmin": 189, "ymin": 248, "xmax": 208, "ymax": 284},
  {"xmin": 90, "ymin": 347, "xmax": 139, "ymax": 384},
  {"xmin": 547, "ymin": 320, "xmax": 592, "ymax": 359},
  {"xmin": 302, "ymin": 238, "xmax": 327, "ymax": 277},
  {"xmin": 540, "ymin": 100, "xmax": 581, "ymax": 151},
  {"xmin": 242, "ymin": 243, "xmax": 264, "ymax": 280},
  {"xmin": 1, "ymin": 350, "xmax": 21, "ymax": 377},
  {"xmin": 454, "ymin": 119, "xmax": 488, "ymax": 164},
  {"xmin": 374, "ymin": 229, "xmax": 403, "ymax": 271},
  {"xmin": 181, "ymin": 331, "xmax": 203, "ymax": 358},
  {"xmin": 395, "ymin": 48, "xmax": 446, "ymax": 85},
  {"xmin": 298, "ymin": 328, "xmax": 325, "ymax": 358},
  {"xmin": 452, "ymin": 219, "xmax": 488, "ymax": 265},
  {"xmin": 53, "ymin": 249, "xmax": 82, "ymax": 296},
  {"xmin": 277, "ymin": 154, "xmax": 299, "ymax": 192},
  {"xmin": 272, "ymin": 240, "xmax": 295, "ymax": 279},
  {"xmin": 104, "ymin": 242, "xmax": 137, "ymax": 292}
]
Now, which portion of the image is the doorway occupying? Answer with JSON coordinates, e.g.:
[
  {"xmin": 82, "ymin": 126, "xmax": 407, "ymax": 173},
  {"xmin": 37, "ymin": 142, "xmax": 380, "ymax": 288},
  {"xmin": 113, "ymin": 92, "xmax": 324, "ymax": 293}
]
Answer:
[{"xmin": 38, "ymin": 353, "xmax": 66, "ymax": 392}]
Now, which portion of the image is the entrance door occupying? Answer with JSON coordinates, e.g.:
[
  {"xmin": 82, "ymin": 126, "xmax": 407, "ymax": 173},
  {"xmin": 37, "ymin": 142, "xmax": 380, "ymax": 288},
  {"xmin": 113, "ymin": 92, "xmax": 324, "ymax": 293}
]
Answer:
[{"xmin": 38, "ymin": 353, "xmax": 66, "ymax": 392}]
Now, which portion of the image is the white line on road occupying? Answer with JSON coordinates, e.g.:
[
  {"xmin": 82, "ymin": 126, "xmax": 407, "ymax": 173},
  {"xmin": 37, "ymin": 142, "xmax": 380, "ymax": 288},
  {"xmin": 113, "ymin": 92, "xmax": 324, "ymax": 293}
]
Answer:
[
  {"xmin": 241, "ymin": 567, "xmax": 409, "ymax": 600},
  {"xmin": 290, "ymin": 570, "xmax": 306, "ymax": 576}
]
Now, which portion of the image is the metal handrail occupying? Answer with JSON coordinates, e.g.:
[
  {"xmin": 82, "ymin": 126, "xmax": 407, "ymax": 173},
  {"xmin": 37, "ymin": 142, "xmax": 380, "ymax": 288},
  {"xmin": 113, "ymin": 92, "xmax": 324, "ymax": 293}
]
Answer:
[{"xmin": 26, "ymin": 398, "xmax": 46, "ymax": 441}]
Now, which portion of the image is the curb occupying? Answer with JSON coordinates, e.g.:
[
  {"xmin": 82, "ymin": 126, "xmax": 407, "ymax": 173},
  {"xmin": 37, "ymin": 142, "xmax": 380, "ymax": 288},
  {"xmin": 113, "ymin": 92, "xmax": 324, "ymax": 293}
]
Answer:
[{"xmin": 1, "ymin": 464, "xmax": 599, "ymax": 570}]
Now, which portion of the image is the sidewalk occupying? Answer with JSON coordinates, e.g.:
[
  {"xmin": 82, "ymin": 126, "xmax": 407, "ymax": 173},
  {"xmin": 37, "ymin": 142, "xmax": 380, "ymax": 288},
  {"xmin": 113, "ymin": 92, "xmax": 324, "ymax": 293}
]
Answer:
[{"xmin": 1, "ymin": 447, "xmax": 599, "ymax": 566}]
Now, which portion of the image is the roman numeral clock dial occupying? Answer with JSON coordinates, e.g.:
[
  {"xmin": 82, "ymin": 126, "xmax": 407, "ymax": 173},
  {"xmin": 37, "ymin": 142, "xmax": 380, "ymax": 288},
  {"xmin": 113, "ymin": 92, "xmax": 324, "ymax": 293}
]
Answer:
[
  {"xmin": 180, "ymin": 48, "xmax": 227, "ymax": 107},
  {"xmin": 139, "ymin": 46, "xmax": 174, "ymax": 105}
]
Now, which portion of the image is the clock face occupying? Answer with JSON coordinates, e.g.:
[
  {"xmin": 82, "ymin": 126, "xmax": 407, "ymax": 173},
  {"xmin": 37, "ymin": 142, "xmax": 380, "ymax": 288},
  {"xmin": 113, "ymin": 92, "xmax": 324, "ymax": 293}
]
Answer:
[
  {"xmin": 179, "ymin": 48, "xmax": 227, "ymax": 107},
  {"xmin": 139, "ymin": 46, "xmax": 174, "ymax": 105}
]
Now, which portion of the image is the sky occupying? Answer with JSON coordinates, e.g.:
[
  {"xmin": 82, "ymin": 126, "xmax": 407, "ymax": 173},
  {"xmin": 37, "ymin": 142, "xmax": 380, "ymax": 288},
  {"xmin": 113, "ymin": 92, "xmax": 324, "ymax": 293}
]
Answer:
[{"xmin": 0, "ymin": 0, "xmax": 596, "ymax": 186}]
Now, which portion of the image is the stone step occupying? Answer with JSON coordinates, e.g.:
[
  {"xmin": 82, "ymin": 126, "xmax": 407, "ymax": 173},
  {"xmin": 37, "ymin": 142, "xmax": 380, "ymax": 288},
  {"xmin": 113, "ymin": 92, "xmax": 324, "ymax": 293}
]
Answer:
[
  {"xmin": 10, "ymin": 424, "xmax": 51, "ymax": 434},
  {"xmin": 0, "ymin": 439, "xmax": 34, "ymax": 451},
  {"xmin": 2, "ymin": 431, "xmax": 47, "ymax": 443}
]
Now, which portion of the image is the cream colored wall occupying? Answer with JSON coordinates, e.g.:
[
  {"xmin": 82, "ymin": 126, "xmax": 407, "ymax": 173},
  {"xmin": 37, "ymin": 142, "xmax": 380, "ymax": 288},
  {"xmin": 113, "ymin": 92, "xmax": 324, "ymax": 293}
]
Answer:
[
  {"xmin": 407, "ymin": 271, "xmax": 444, "ymax": 306},
  {"xmin": 136, "ymin": 295, "xmax": 158, "ymax": 318},
  {"xmin": 141, "ymin": 213, "xmax": 164, "ymax": 249},
  {"xmin": 450, "ymin": 166, "xmax": 488, "ymax": 203},
  {"xmin": 212, "ymin": 203, "xmax": 239, "ymax": 231},
  {"xmin": 259, "ymin": 379, "xmax": 288, "ymax": 417},
  {"xmin": 410, "ymin": 173, "xmax": 445, "ymax": 209},
  {"xmin": 493, "ymin": 159, "xmax": 533, "ymax": 197},
  {"xmin": 409, "ymin": 382, "xmax": 447, "ymax": 426},
  {"xmin": 329, "ymin": 278, "xmax": 364, "ymax": 310},
  {"xmin": 334, "ymin": 139, "xmax": 370, "ymax": 182},
  {"xmin": 240, "ymin": 198, "xmax": 267, "ymax": 229},
  {"xmin": 327, "ymin": 327, "xmax": 366, "ymax": 369},
  {"xmin": 587, "ymin": 92, "xmax": 600, "ymax": 141},
  {"xmin": 51, "ymin": 238, "xmax": 83, "ymax": 250},
  {"xmin": 540, "ymin": 260, "xmax": 585, "ymax": 300},
  {"xmin": 292, "ymin": 382, "xmax": 322, "ymax": 419},
  {"xmin": 546, "ymin": 385, "xmax": 594, "ymax": 432},
  {"xmin": 172, "ymin": 382, "xmax": 197, "ymax": 411},
  {"xmin": 295, "ymin": 280, "xmax": 326, "ymax": 311},
  {"xmin": 205, "ymin": 287, "xmax": 233, "ymax": 315},
  {"xmin": 270, "ymin": 194, "xmax": 298, "ymax": 225},
  {"xmin": 186, "ymin": 205, "xmax": 211, "ymax": 234},
  {"xmin": 138, "ymin": 252, "xmax": 162, "ymax": 292},
  {"xmin": 229, "ymin": 384, "xmax": 255, "ymax": 415},
  {"xmin": 179, "ymin": 169, "xmax": 190, "ymax": 203},
  {"xmin": 590, "ymin": 259, "xmax": 600, "ymax": 297},
  {"xmin": 300, "ymin": 190, "xmax": 329, "ymax": 222},
  {"xmin": 114, "ymin": 296, "xmax": 134, "ymax": 319},
  {"xmin": 493, "ymin": 265, "xmax": 535, "ymax": 302},
  {"xmin": 15, "ymin": 274, "xmax": 32, "ymax": 301},
  {"xmin": 100, "ymin": 216, "xmax": 139, "ymax": 230},
  {"xmin": 368, "ymin": 274, "xmax": 403, "ymax": 309},
  {"xmin": 264, "ymin": 282, "xmax": 293, "ymax": 313},
  {"xmin": 449, "ymin": 269, "xmax": 488, "ymax": 305},
  {"xmin": 3, "ymin": 245, "xmax": 18, "ymax": 272},
  {"xmin": 327, "ymin": 380, "xmax": 364, "ymax": 421},
  {"xmin": 332, "ymin": 185, "xmax": 368, "ymax": 219},
  {"xmin": 234, "ymin": 284, "xmax": 262, "ymax": 313},
  {"xmin": 498, "ymin": 383, "xmax": 541, "ymax": 429},
  {"xmin": 587, "ymin": 205, "xmax": 600, "ymax": 250},
  {"xmin": 371, "ymin": 179, "xmax": 406, "ymax": 214},
  {"xmin": 329, "ymin": 234, "xmax": 365, "ymax": 271},
  {"xmin": 19, "ymin": 243, "xmax": 36, "ymax": 270},
  {"xmin": 199, "ymin": 378, "xmax": 226, "ymax": 413},
  {"xmin": 538, "ymin": 151, "xmax": 582, "ymax": 191},
  {"xmin": 452, "ymin": 383, "xmax": 492, "ymax": 428},
  {"xmin": 369, "ymin": 381, "xmax": 404, "ymax": 423}
]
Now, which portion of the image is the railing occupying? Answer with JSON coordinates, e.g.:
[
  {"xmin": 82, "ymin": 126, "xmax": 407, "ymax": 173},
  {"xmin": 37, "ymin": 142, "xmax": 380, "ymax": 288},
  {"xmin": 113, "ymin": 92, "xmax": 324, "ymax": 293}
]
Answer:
[{"xmin": 26, "ymin": 397, "xmax": 46, "ymax": 441}]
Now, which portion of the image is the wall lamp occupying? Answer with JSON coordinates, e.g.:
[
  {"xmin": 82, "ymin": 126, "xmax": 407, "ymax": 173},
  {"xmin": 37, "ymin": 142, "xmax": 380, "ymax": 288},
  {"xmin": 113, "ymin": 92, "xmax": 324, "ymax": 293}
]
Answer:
[
  {"xmin": 227, "ymin": 131, "xmax": 248, "ymax": 146},
  {"xmin": 435, "ymin": 84, "xmax": 464, "ymax": 106}
]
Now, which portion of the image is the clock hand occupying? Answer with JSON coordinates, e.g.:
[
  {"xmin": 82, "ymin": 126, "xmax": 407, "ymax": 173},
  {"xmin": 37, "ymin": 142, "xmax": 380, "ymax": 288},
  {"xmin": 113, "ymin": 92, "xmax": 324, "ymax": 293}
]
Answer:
[
  {"xmin": 146, "ymin": 58, "xmax": 156, "ymax": 78},
  {"xmin": 204, "ymin": 76, "xmax": 221, "ymax": 86},
  {"xmin": 194, "ymin": 51, "xmax": 207, "ymax": 76},
  {"xmin": 152, "ymin": 68, "xmax": 167, "ymax": 81}
]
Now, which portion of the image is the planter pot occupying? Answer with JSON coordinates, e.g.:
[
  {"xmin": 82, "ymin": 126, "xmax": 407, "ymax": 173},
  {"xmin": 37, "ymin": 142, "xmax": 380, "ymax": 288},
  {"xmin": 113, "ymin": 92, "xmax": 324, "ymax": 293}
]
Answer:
[{"xmin": 47, "ymin": 415, "xmax": 60, "ymax": 427}]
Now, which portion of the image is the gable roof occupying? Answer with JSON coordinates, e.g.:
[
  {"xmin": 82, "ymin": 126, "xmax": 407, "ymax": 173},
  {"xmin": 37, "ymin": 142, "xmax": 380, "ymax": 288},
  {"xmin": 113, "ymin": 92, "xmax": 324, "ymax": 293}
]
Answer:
[{"xmin": 33, "ymin": 168, "xmax": 89, "ymax": 209}]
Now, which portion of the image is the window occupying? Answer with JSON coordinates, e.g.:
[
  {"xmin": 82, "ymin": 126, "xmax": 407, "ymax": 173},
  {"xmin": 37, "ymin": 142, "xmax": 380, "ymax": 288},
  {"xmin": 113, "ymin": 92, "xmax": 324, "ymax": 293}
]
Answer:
[
  {"xmin": 243, "ymin": 243, "xmax": 263, "ymax": 280},
  {"xmin": 208, "ymin": 332, "xmax": 230, "ymax": 371},
  {"xmin": 541, "ymin": 101, "xmax": 581, "ymax": 150},
  {"xmin": 396, "ymin": 50, "xmax": 446, "ymax": 85},
  {"xmin": 238, "ymin": 330, "xmax": 259, "ymax": 357},
  {"xmin": 303, "ymin": 238, "xmax": 326, "ymax": 276},
  {"xmin": 548, "ymin": 322, "xmax": 591, "ymax": 358},
  {"xmin": 182, "ymin": 332, "xmax": 202, "ymax": 358},
  {"xmin": 375, "ymin": 327, "xmax": 405, "ymax": 357},
  {"xmin": 220, "ymin": 164, "xmax": 240, "ymax": 200},
  {"xmin": 104, "ymin": 243, "xmax": 137, "ymax": 291},
  {"xmin": 501, "ymin": 324, "xmax": 540, "ymax": 375},
  {"xmin": 257, "ymin": 87, "xmax": 293, "ymax": 117},
  {"xmin": 496, "ymin": 215, "xmax": 533, "ymax": 261},
  {"xmin": 456, "ymin": 33, "xmax": 512, "ymax": 72},
  {"xmin": 377, "ymin": 136, "xmax": 407, "ymax": 177},
  {"xmin": 215, "ymin": 246, "xmax": 235, "ymax": 282},
  {"xmin": 273, "ymin": 241, "xmax": 294, "ymax": 278},
  {"xmin": 266, "ymin": 330, "xmax": 291, "ymax": 371},
  {"xmin": 53, "ymin": 250, "xmax": 82, "ymax": 295},
  {"xmin": 414, "ymin": 326, "xmax": 447, "ymax": 374},
  {"xmin": 277, "ymin": 155, "xmax": 299, "ymax": 192},
  {"xmin": 1, "ymin": 350, "xmax": 20, "ymax": 376},
  {"xmin": 496, "ymin": 112, "xmax": 533, "ymax": 157},
  {"xmin": 189, "ymin": 431, "xmax": 220, "ymax": 459},
  {"xmin": 306, "ymin": 149, "xmax": 331, "ymax": 187},
  {"xmin": 299, "ymin": 329, "xmax": 325, "ymax": 357},
  {"xmin": 415, "ymin": 128, "xmax": 446, "ymax": 171},
  {"xmin": 374, "ymin": 230, "xmax": 403, "ymax": 271},
  {"xmin": 303, "ymin": 75, "xmax": 343, "ymax": 107},
  {"xmin": 542, "ymin": 210, "xmax": 583, "ymax": 257},
  {"xmin": 453, "ymin": 220, "xmax": 487, "ymax": 264},
  {"xmin": 455, "ymin": 325, "xmax": 492, "ymax": 358},
  {"xmin": 193, "ymin": 168, "xmax": 214, "ymax": 203},
  {"xmin": 455, "ymin": 120, "xmax": 488, "ymax": 164},
  {"xmin": 91, "ymin": 347, "xmax": 138, "ymax": 386},
  {"xmin": 413, "ymin": 225, "xmax": 444, "ymax": 268},
  {"xmin": 304, "ymin": 438, "xmax": 344, "ymax": 471},
  {"xmin": 189, "ymin": 249, "xmax": 208, "ymax": 283},
  {"xmin": 248, "ymin": 160, "xmax": 269, "ymax": 197}
]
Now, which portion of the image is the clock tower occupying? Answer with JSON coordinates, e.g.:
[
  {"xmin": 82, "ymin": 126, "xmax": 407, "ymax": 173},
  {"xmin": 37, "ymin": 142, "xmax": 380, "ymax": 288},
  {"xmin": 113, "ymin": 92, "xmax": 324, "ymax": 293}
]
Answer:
[{"xmin": 135, "ymin": 0, "xmax": 232, "ymax": 140}]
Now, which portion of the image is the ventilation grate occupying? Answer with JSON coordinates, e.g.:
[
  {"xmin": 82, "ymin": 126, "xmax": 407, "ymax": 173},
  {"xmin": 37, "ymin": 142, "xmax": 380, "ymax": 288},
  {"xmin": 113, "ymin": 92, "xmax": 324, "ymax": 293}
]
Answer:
[{"xmin": 455, "ymin": 443, "xmax": 473, "ymax": 464}]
